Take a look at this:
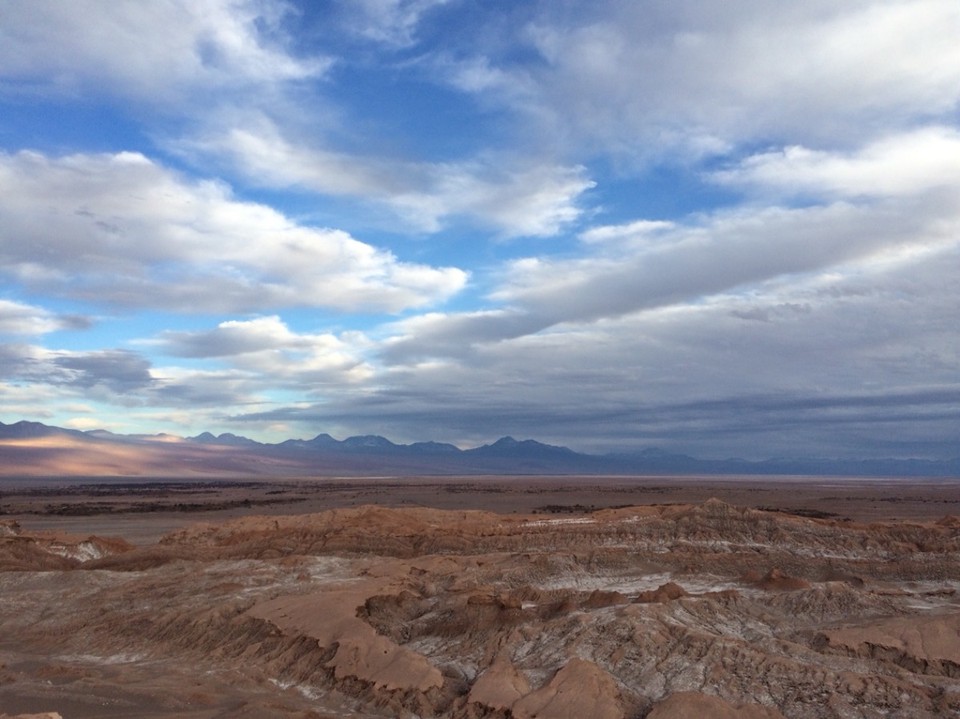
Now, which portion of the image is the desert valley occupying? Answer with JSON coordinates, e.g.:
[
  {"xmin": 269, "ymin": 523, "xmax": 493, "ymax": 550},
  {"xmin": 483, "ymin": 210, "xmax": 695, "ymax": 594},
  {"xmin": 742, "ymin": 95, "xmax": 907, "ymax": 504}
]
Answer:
[{"xmin": 2, "ymin": 472, "xmax": 959, "ymax": 719}]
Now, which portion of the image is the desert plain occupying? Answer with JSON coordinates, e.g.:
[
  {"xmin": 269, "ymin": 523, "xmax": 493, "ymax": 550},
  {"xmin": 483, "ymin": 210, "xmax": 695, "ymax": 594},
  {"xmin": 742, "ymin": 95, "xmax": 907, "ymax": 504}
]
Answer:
[{"xmin": 1, "ymin": 474, "xmax": 959, "ymax": 718}]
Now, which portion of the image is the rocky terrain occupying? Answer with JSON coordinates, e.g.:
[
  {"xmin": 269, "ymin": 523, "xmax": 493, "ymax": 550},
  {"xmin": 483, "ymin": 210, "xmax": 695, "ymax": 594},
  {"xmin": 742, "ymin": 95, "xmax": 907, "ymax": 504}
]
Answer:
[{"xmin": 1, "ymin": 493, "xmax": 959, "ymax": 718}]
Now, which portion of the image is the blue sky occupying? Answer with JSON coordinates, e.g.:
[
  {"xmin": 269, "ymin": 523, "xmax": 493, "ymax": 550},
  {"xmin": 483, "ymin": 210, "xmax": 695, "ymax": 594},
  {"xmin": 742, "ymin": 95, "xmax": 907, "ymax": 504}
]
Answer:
[{"xmin": 1, "ymin": 0, "xmax": 958, "ymax": 458}]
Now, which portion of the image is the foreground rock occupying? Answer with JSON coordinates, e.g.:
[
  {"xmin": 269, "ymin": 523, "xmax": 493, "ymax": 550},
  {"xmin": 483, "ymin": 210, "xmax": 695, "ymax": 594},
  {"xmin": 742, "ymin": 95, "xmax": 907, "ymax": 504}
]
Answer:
[
  {"xmin": 647, "ymin": 692, "xmax": 787, "ymax": 718},
  {"xmin": 1, "ymin": 500, "xmax": 959, "ymax": 718}
]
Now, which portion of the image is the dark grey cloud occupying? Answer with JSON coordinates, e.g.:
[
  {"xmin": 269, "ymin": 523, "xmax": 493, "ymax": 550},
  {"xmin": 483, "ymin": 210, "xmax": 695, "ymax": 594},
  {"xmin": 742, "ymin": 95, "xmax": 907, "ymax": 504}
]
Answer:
[
  {"xmin": 151, "ymin": 373, "xmax": 258, "ymax": 408},
  {"xmin": 157, "ymin": 320, "xmax": 291, "ymax": 359},
  {"xmin": 234, "ymin": 382, "xmax": 960, "ymax": 460},
  {"xmin": 53, "ymin": 350, "xmax": 153, "ymax": 394},
  {"xmin": 380, "ymin": 310, "xmax": 548, "ymax": 363},
  {"xmin": 233, "ymin": 243, "xmax": 960, "ymax": 460},
  {"xmin": 0, "ymin": 343, "xmax": 42, "ymax": 379}
]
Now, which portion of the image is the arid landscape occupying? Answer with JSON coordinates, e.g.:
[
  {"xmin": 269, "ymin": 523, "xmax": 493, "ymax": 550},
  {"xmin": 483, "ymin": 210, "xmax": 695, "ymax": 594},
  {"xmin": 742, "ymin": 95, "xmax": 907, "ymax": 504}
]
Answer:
[
  {"xmin": 2, "ymin": 476, "xmax": 959, "ymax": 718},
  {"xmin": 4, "ymin": 1, "xmax": 959, "ymax": 717}
]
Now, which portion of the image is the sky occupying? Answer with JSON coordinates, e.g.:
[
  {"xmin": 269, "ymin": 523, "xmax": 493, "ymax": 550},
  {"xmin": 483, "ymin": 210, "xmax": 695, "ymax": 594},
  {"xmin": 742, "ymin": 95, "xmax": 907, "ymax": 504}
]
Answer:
[{"xmin": 0, "ymin": 0, "xmax": 958, "ymax": 459}]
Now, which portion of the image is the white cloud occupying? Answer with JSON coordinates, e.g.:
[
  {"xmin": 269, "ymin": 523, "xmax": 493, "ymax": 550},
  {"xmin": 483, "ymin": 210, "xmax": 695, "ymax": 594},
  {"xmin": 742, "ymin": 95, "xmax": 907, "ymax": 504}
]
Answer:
[
  {"xmin": 390, "ymin": 158, "xmax": 594, "ymax": 237},
  {"xmin": 380, "ymin": 309, "xmax": 544, "ymax": 362},
  {"xmin": 452, "ymin": 1, "xmax": 960, "ymax": 159},
  {"xmin": 0, "ymin": 150, "xmax": 467, "ymax": 312},
  {"xmin": 494, "ymin": 200, "xmax": 955, "ymax": 325},
  {"xmin": 63, "ymin": 416, "xmax": 105, "ymax": 431},
  {"xmin": 153, "ymin": 315, "xmax": 374, "ymax": 384},
  {"xmin": 0, "ymin": 0, "xmax": 327, "ymax": 102},
  {"xmin": 714, "ymin": 126, "xmax": 960, "ymax": 199},
  {"xmin": 342, "ymin": 0, "xmax": 453, "ymax": 47},
  {"xmin": 579, "ymin": 220, "xmax": 677, "ymax": 247},
  {"xmin": 377, "ymin": 132, "xmax": 960, "ymax": 360},
  {"xmin": 0, "ymin": 299, "xmax": 89, "ymax": 335},
  {"xmin": 188, "ymin": 118, "xmax": 594, "ymax": 236}
]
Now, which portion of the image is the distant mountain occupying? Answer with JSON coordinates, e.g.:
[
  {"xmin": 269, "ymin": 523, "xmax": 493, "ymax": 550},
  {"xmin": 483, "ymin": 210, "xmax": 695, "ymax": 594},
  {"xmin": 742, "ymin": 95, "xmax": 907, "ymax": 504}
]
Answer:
[
  {"xmin": 467, "ymin": 436, "xmax": 577, "ymax": 457},
  {"xmin": 406, "ymin": 441, "xmax": 460, "ymax": 455},
  {"xmin": 190, "ymin": 432, "xmax": 262, "ymax": 447},
  {"xmin": 0, "ymin": 420, "xmax": 83, "ymax": 440},
  {"xmin": 340, "ymin": 435, "xmax": 397, "ymax": 451},
  {"xmin": 1, "ymin": 420, "xmax": 958, "ymax": 478},
  {"xmin": 462, "ymin": 436, "xmax": 600, "ymax": 472}
]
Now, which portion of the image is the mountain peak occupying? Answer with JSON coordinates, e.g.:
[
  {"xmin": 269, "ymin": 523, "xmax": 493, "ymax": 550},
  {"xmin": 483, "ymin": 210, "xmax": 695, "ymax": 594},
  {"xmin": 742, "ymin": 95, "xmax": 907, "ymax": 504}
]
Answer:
[
  {"xmin": 341, "ymin": 435, "xmax": 396, "ymax": 450},
  {"xmin": 0, "ymin": 420, "xmax": 78, "ymax": 439}
]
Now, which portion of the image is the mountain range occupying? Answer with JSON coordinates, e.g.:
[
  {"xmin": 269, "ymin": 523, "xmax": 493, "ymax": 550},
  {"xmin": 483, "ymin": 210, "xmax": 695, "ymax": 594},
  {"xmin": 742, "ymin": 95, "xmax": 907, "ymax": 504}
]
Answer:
[{"xmin": 1, "ymin": 420, "xmax": 958, "ymax": 478}]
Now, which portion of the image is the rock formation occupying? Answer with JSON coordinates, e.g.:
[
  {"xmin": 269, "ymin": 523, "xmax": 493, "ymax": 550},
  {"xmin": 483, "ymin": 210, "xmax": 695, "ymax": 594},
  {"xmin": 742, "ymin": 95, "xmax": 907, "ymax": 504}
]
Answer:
[{"xmin": 1, "ymin": 499, "xmax": 959, "ymax": 717}]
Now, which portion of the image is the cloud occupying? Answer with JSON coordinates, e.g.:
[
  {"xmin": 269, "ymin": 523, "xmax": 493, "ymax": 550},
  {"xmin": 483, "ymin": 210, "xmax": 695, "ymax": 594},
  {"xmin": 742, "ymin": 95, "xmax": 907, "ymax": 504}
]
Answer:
[
  {"xmin": 466, "ymin": 127, "xmax": 960, "ymax": 336},
  {"xmin": 0, "ymin": 344, "xmax": 153, "ymax": 395},
  {"xmin": 339, "ymin": 0, "xmax": 453, "ymax": 47},
  {"xmin": 0, "ymin": 0, "xmax": 327, "ymax": 102},
  {"xmin": 245, "ymin": 243, "xmax": 960, "ymax": 457},
  {"xmin": 53, "ymin": 350, "xmax": 154, "ymax": 394},
  {"xmin": 713, "ymin": 126, "xmax": 960, "ymax": 199},
  {"xmin": 380, "ymin": 310, "xmax": 545, "ymax": 362},
  {"xmin": 0, "ymin": 299, "xmax": 91, "ymax": 335},
  {"xmin": 156, "ymin": 315, "xmax": 314, "ymax": 358},
  {"xmin": 444, "ymin": 1, "xmax": 960, "ymax": 159},
  {"xmin": 0, "ymin": 150, "xmax": 467, "ymax": 313},
  {"xmin": 2, "ymin": 0, "xmax": 595, "ymax": 239},
  {"xmin": 495, "ymin": 199, "xmax": 955, "ymax": 325},
  {"xmin": 0, "ymin": 341, "xmax": 265, "ymax": 414},
  {"xmin": 352, "ymin": 119, "xmax": 960, "ymax": 456},
  {"xmin": 380, "ymin": 187, "xmax": 955, "ymax": 358},
  {"xmin": 390, "ymin": 158, "xmax": 595, "ymax": 237},
  {"xmin": 150, "ymin": 367, "xmax": 263, "ymax": 408},
  {"xmin": 187, "ymin": 118, "xmax": 594, "ymax": 236},
  {"xmin": 579, "ymin": 220, "xmax": 676, "ymax": 246},
  {"xmin": 152, "ymin": 315, "xmax": 374, "ymax": 384},
  {"xmin": 1, "ymin": 0, "xmax": 957, "ymax": 460}
]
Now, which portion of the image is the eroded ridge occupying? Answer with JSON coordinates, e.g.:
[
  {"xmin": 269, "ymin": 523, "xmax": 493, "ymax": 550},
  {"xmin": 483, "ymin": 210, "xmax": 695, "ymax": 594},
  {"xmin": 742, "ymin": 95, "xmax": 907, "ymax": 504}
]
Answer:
[{"xmin": 1, "ymin": 501, "xmax": 959, "ymax": 718}]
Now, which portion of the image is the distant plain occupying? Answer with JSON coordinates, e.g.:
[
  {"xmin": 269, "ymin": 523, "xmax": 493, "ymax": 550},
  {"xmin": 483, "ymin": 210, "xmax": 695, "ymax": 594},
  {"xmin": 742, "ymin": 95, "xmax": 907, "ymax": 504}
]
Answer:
[{"xmin": 5, "ymin": 474, "xmax": 960, "ymax": 543}]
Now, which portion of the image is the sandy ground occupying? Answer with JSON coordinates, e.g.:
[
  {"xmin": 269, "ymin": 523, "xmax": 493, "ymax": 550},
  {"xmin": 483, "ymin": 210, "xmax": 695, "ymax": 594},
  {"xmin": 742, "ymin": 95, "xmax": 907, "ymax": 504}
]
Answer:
[{"xmin": 3, "ymin": 474, "xmax": 959, "ymax": 543}]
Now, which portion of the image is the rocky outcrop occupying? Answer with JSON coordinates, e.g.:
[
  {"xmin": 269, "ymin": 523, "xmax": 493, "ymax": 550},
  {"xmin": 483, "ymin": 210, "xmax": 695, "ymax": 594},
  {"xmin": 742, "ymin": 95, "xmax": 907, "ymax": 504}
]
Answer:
[
  {"xmin": 248, "ymin": 583, "xmax": 444, "ymax": 693},
  {"xmin": 468, "ymin": 656, "xmax": 531, "ymax": 710},
  {"xmin": 646, "ymin": 692, "xmax": 786, "ymax": 719},
  {"xmin": 634, "ymin": 581, "xmax": 687, "ymax": 603},
  {"xmin": 511, "ymin": 658, "xmax": 624, "ymax": 719},
  {"xmin": 0, "ymin": 521, "xmax": 133, "ymax": 571},
  {"xmin": 818, "ymin": 613, "xmax": 960, "ymax": 677},
  {"xmin": 744, "ymin": 567, "xmax": 812, "ymax": 591}
]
